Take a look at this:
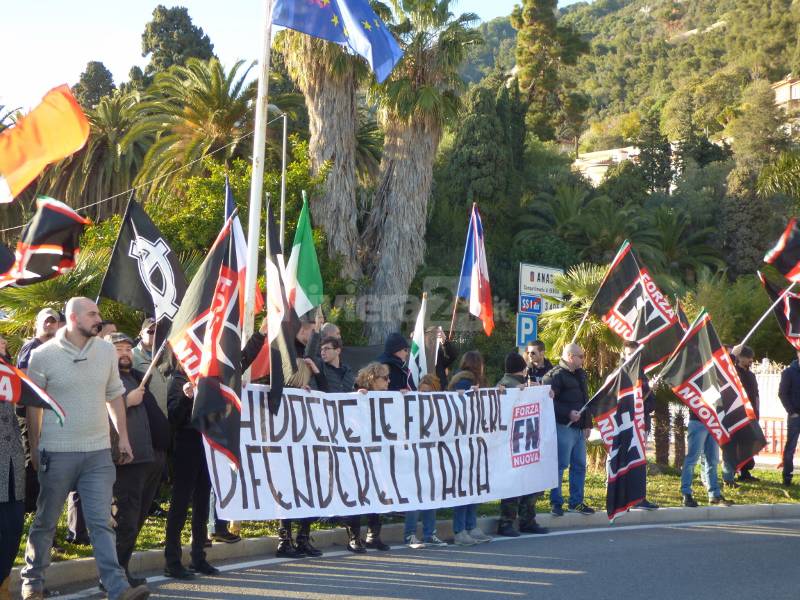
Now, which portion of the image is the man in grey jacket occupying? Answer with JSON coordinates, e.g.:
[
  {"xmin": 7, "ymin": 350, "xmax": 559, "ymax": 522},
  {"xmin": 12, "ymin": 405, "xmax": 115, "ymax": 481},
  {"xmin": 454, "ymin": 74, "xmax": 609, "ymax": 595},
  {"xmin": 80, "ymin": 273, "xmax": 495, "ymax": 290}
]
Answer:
[{"xmin": 21, "ymin": 298, "xmax": 149, "ymax": 600}]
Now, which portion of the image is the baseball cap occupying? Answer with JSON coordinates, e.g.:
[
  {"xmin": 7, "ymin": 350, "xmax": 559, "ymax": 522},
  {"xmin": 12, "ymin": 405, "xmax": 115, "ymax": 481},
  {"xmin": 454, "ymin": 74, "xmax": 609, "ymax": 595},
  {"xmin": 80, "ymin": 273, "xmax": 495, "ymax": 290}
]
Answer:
[
  {"xmin": 141, "ymin": 317, "xmax": 156, "ymax": 332},
  {"xmin": 107, "ymin": 332, "xmax": 135, "ymax": 346},
  {"xmin": 35, "ymin": 308, "xmax": 60, "ymax": 330}
]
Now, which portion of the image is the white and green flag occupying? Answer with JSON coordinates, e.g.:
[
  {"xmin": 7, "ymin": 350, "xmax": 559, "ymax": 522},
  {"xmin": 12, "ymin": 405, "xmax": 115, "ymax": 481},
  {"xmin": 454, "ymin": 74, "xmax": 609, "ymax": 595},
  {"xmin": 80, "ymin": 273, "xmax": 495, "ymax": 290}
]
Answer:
[
  {"xmin": 409, "ymin": 293, "xmax": 428, "ymax": 389},
  {"xmin": 285, "ymin": 198, "xmax": 323, "ymax": 318}
]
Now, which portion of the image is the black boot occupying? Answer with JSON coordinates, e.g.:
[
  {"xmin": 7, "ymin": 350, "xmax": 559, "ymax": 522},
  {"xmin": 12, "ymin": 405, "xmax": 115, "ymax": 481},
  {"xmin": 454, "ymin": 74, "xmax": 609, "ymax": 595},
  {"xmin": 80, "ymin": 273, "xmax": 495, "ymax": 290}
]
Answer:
[
  {"xmin": 346, "ymin": 526, "xmax": 367, "ymax": 553},
  {"xmin": 275, "ymin": 527, "xmax": 303, "ymax": 558},
  {"xmin": 682, "ymin": 494, "xmax": 698, "ymax": 508},
  {"xmin": 296, "ymin": 532, "xmax": 323, "ymax": 557},
  {"xmin": 497, "ymin": 519, "xmax": 520, "ymax": 537},
  {"xmin": 364, "ymin": 521, "xmax": 390, "ymax": 551}
]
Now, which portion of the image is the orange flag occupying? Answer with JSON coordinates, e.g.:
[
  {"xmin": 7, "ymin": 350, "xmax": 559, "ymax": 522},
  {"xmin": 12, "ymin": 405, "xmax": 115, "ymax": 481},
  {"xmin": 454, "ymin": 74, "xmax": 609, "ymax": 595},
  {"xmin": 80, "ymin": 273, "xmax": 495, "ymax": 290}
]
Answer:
[{"xmin": 0, "ymin": 85, "xmax": 89, "ymax": 203}]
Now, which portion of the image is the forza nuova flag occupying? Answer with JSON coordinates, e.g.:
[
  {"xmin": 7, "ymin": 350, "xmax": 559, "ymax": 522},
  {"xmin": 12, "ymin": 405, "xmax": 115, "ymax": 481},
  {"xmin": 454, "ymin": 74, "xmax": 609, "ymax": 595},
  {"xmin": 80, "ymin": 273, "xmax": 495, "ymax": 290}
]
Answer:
[
  {"xmin": 0, "ymin": 356, "xmax": 65, "ymax": 425},
  {"xmin": 409, "ymin": 294, "xmax": 428, "ymax": 389},
  {"xmin": 587, "ymin": 240, "xmax": 683, "ymax": 372},
  {"xmin": 273, "ymin": 0, "xmax": 403, "ymax": 83},
  {"xmin": 758, "ymin": 271, "xmax": 800, "ymax": 351},
  {"xmin": 99, "ymin": 197, "xmax": 188, "ymax": 345},
  {"xmin": 285, "ymin": 197, "xmax": 323, "ymax": 318},
  {"xmin": 659, "ymin": 311, "xmax": 766, "ymax": 466},
  {"xmin": 0, "ymin": 196, "xmax": 90, "ymax": 288},
  {"xmin": 168, "ymin": 217, "xmax": 242, "ymax": 466},
  {"xmin": 589, "ymin": 347, "xmax": 647, "ymax": 521},
  {"xmin": 0, "ymin": 85, "xmax": 89, "ymax": 203},
  {"xmin": 765, "ymin": 218, "xmax": 800, "ymax": 282}
]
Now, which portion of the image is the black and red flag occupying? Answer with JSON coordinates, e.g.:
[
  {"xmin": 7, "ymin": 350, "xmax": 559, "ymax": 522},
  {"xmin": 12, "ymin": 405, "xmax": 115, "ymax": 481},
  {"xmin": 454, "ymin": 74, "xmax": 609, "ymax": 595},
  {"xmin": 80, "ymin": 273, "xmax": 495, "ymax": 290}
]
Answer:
[
  {"xmin": 758, "ymin": 271, "xmax": 800, "ymax": 351},
  {"xmin": 659, "ymin": 310, "xmax": 766, "ymax": 469},
  {"xmin": 675, "ymin": 297, "xmax": 691, "ymax": 331},
  {"xmin": 587, "ymin": 240, "xmax": 684, "ymax": 372},
  {"xmin": 168, "ymin": 216, "xmax": 242, "ymax": 466},
  {"xmin": 764, "ymin": 218, "xmax": 800, "ymax": 282},
  {"xmin": 0, "ymin": 356, "xmax": 65, "ymax": 424},
  {"xmin": 263, "ymin": 202, "xmax": 299, "ymax": 415},
  {"xmin": 0, "ymin": 196, "xmax": 90, "ymax": 288},
  {"xmin": 589, "ymin": 346, "xmax": 647, "ymax": 521}
]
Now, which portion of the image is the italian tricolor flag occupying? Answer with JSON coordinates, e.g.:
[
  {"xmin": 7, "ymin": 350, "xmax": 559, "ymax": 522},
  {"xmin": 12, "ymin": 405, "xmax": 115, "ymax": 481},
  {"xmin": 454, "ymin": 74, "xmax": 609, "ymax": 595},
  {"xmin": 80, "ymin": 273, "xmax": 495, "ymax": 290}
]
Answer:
[{"xmin": 285, "ymin": 197, "xmax": 323, "ymax": 317}]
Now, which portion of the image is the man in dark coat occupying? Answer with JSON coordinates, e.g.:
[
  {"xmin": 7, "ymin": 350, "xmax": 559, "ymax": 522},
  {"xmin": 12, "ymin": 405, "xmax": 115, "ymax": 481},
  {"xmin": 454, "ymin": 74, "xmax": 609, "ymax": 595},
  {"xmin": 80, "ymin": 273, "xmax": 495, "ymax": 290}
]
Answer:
[
  {"xmin": 543, "ymin": 343, "xmax": 595, "ymax": 516},
  {"xmin": 377, "ymin": 333, "xmax": 415, "ymax": 391},
  {"xmin": 778, "ymin": 351, "xmax": 800, "ymax": 487},
  {"xmin": 722, "ymin": 345, "xmax": 761, "ymax": 484},
  {"xmin": 317, "ymin": 337, "xmax": 355, "ymax": 393},
  {"xmin": 525, "ymin": 340, "xmax": 553, "ymax": 384}
]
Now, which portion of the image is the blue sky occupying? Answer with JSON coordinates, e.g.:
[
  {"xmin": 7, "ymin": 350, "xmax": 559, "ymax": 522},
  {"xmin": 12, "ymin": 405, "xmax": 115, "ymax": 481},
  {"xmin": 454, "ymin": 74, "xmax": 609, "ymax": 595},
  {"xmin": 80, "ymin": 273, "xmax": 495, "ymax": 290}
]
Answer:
[{"xmin": 1, "ymin": 1, "xmax": 582, "ymax": 110}]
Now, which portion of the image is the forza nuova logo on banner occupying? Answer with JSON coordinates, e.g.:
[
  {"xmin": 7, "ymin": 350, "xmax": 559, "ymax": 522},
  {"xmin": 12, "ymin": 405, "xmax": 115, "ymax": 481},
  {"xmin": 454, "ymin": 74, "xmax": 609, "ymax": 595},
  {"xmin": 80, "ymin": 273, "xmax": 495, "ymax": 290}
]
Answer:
[{"xmin": 510, "ymin": 402, "xmax": 540, "ymax": 468}]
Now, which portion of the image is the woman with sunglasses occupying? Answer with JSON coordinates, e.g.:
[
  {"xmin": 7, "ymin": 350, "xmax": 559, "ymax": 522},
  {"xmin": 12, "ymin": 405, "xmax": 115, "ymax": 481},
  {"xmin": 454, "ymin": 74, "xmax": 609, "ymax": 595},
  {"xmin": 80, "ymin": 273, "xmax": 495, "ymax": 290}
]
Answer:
[{"xmin": 341, "ymin": 362, "xmax": 392, "ymax": 553}]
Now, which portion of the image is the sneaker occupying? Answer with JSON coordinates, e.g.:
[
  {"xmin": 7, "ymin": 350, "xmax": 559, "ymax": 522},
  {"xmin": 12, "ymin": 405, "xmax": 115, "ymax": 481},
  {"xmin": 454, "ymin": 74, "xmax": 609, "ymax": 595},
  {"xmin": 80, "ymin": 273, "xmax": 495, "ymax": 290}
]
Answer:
[
  {"xmin": 550, "ymin": 504, "xmax": 564, "ymax": 517},
  {"xmin": 468, "ymin": 528, "xmax": 492, "ymax": 543},
  {"xmin": 567, "ymin": 503, "xmax": 595, "ymax": 515},
  {"xmin": 423, "ymin": 534, "xmax": 448, "ymax": 547},
  {"xmin": 364, "ymin": 536, "xmax": 391, "ymax": 551},
  {"xmin": 453, "ymin": 531, "xmax": 477, "ymax": 546},
  {"xmin": 709, "ymin": 496, "xmax": 733, "ymax": 506},
  {"xmin": 405, "ymin": 534, "xmax": 426, "ymax": 549},
  {"xmin": 211, "ymin": 530, "xmax": 242, "ymax": 544},
  {"xmin": 118, "ymin": 585, "xmax": 151, "ymax": 600},
  {"xmin": 347, "ymin": 537, "xmax": 367, "ymax": 553},
  {"xmin": 682, "ymin": 494, "xmax": 698, "ymax": 508},
  {"xmin": 633, "ymin": 499, "xmax": 659, "ymax": 511}
]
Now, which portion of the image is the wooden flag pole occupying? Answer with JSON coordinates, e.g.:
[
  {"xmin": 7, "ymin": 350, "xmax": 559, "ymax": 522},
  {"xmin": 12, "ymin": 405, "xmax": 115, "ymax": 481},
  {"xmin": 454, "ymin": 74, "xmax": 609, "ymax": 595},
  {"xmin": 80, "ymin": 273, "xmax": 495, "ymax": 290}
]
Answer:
[
  {"xmin": 448, "ymin": 297, "xmax": 460, "ymax": 341},
  {"xmin": 243, "ymin": 0, "xmax": 275, "ymax": 345},
  {"xmin": 137, "ymin": 338, "xmax": 169, "ymax": 390},
  {"xmin": 739, "ymin": 280, "xmax": 797, "ymax": 347}
]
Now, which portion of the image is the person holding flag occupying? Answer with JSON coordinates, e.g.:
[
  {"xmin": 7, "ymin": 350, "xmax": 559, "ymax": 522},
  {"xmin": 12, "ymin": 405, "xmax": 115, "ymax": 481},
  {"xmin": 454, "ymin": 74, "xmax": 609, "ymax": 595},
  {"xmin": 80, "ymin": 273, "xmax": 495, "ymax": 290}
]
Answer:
[{"xmin": 0, "ymin": 378, "xmax": 26, "ymax": 600}]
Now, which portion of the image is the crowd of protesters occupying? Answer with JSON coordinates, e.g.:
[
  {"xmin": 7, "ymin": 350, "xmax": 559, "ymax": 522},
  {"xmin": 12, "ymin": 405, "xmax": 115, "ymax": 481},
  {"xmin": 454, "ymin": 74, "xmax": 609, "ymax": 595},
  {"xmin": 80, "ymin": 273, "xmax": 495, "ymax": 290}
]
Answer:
[{"xmin": 0, "ymin": 297, "xmax": 794, "ymax": 600}]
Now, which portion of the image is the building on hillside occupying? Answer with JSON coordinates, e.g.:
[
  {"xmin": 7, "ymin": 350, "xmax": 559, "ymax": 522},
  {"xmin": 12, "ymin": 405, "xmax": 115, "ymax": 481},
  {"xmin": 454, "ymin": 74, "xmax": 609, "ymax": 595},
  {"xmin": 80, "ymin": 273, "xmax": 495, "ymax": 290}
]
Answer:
[
  {"xmin": 572, "ymin": 146, "xmax": 639, "ymax": 186},
  {"xmin": 772, "ymin": 75, "xmax": 800, "ymax": 112}
]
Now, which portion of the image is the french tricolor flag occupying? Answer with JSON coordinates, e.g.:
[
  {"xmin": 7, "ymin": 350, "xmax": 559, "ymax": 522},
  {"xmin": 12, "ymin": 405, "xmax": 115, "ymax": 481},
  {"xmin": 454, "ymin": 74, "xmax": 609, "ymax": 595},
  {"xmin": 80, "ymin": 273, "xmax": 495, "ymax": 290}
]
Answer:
[{"xmin": 457, "ymin": 204, "xmax": 494, "ymax": 336}]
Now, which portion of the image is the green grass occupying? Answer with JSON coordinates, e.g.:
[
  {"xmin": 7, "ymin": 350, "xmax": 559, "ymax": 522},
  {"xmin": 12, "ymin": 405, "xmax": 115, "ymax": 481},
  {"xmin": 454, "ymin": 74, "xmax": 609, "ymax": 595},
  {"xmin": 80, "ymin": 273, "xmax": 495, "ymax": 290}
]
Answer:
[{"xmin": 14, "ymin": 465, "xmax": 799, "ymax": 566}]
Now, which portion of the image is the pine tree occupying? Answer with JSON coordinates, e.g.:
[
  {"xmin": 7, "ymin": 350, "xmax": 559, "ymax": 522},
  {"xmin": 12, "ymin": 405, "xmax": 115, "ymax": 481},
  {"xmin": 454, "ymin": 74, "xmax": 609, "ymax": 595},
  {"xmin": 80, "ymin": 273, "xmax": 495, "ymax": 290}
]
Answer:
[
  {"xmin": 72, "ymin": 61, "xmax": 115, "ymax": 108},
  {"xmin": 636, "ymin": 112, "xmax": 672, "ymax": 193}
]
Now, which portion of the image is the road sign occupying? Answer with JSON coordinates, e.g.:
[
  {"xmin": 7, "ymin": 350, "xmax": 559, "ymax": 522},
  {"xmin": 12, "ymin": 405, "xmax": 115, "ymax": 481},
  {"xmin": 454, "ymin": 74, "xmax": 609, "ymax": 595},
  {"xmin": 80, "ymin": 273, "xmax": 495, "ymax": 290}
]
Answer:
[
  {"xmin": 516, "ymin": 313, "xmax": 538, "ymax": 347},
  {"xmin": 519, "ymin": 263, "xmax": 564, "ymax": 312},
  {"xmin": 519, "ymin": 294, "xmax": 542, "ymax": 315}
]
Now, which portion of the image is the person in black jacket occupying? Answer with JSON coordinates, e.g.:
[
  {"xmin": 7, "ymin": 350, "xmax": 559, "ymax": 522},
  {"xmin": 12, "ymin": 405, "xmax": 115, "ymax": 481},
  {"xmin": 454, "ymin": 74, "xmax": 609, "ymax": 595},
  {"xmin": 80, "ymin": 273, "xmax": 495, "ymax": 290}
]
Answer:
[
  {"xmin": 163, "ymin": 369, "xmax": 219, "ymax": 580},
  {"xmin": 778, "ymin": 350, "xmax": 800, "ymax": 486},
  {"xmin": 376, "ymin": 333, "xmax": 414, "ymax": 391},
  {"xmin": 543, "ymin": 344, "xmax": 595, "ymax": 516},
  {"xmin": 424, "ymin": 326, "xmax": 457, "ymax": 389},
  {"xmin": 721, "ymin": 345, "xmax": 761, "ymax": 485},
  {"xmin": 317, "ymin": 337, "xmax": 355, "ymax": 393},
  {"xmin": 107, "ymin": 333, "xmax": 170, "ymax": 587},
  {"xmin": 525, "ymin": 340, "xmax": 553, "ymax": 384}
]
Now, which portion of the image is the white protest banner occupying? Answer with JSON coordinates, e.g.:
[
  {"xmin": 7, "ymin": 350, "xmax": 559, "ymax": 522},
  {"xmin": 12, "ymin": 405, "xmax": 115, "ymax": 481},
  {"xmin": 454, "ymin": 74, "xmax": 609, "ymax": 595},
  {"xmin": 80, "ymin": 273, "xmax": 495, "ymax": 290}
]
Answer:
[{"xmin": 206, "ymin": 384, "xmax": 558, "ymax": 520}]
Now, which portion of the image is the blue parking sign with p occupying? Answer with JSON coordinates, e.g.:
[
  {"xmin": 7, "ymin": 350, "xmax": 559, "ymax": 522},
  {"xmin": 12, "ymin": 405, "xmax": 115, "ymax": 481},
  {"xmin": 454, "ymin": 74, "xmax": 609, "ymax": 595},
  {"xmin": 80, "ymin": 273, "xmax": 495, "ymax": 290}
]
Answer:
[{"xmin": 516, "ymin": 314, "xmax": 538, "ymax": 347}]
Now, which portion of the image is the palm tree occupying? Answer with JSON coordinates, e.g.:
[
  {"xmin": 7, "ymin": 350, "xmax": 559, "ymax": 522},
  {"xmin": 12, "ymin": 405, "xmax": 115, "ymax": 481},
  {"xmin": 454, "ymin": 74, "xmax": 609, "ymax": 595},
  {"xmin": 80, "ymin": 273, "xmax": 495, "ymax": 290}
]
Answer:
[
  {"xmin": 646, "ymin": 206, "xmax": 724, "ymax": 284},
  {"xmin": 538, "ymin": 263, "xmax": 622, "ymax": 376},
  {"xmin": 277, "ymin": 33, "xmax": 365, "ymax": 279},
  {"xmin": 36, "ymin": 92, "xmax": 151, "ymax": 219},
  {"xmin": 363, "ymin": 0, "xmax": 482, "ymax": 342},
  {"xmin": 128, "ymin": 58, "xmax": 258, "ymax": 201},
  {"xmin": 758, "ymin": 150, "xmax": 800, "ymax": 200},
  {"xmin": 513, "ymin": 184, "xmax": 592, "ymax": 246},
  {"xmin": 0, "ymin": 105, "xmax": 19, "ymax": 133}
]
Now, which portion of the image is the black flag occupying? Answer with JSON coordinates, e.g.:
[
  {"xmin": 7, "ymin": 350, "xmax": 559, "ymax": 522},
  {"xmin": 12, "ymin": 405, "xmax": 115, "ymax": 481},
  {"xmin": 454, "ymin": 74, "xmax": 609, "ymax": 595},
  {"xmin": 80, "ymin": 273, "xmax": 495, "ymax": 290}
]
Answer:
[
  {"xmin": 0, "ymin": 196, "xmax": 90, "ymax": 288},
  {"xmin": 659, "ymin": 311, "xmax": 766, "ymax": 468},
  {"xmin": 264, "ymin": 202, "xmax": 299, "ymax": 414},
  {"xmin": 588, "ymin": 240, "xmax": 684, "ymax": 372},
  {"xmin": 764, "ymin": 218, "xmax": 800, "ymax": 282},
  {"xmin": 590, "ymin": 347, "xmax": 647, "ymax": 521},
  {"xmin": 758, "ymin": 271, "xmax": 800, "ymax": 351},
  {"xmin": 99, "ymin": 197, "xmax": 188, "ymax": 345},
  {"xmin": 168, "ymin": 217, "xmax": 242, "ymax": 466}
]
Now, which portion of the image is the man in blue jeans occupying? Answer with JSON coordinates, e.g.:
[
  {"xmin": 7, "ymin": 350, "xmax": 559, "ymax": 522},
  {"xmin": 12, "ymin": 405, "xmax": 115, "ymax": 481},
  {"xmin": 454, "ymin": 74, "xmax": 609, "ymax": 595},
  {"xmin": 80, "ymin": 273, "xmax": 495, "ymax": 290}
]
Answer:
[
  {"xmin": 21, "ymin": 298, "xmax": 150, "ymax": 600},
  {"xmin": 680, "ymin": 413, "xmax": 733, "ymax": 507},
  {"xmin": 403, "ymin": 510, "xmax": 447, "ymax": 549},
  {"xmin": 779, "ymin": 350, "xmax": 800, "ymax": 486},
  {"xmin": 544, "ymin": 344, "xmax": 595, "ymax": 516}
]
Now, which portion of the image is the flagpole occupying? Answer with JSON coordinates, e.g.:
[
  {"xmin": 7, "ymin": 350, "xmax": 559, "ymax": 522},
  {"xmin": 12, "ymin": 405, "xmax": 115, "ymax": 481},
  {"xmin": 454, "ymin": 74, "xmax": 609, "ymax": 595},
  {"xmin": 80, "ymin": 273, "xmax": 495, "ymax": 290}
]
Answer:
[
  {"xmin": 448, "ymin": 297, "xmax": 459, "ymax": 341},
  {"xmin": 571, "ymin": 309, "xmax": 591, "ymax": 345},
  {"xmin": 244, "ymin": 0, "xmax": 275, "ymax": 346},
  {"xmin": 279, "ymin": 116, "xmax": 288, "ymax": 249},
  {"xmin": 138, "ymin": 338, "xmax": 169, "ymax": 389},
  {"xmin": 95, "ymin": 191, "xmax": 135, "ymax": 305},
  {"xmin": 739, "ymin": 281, "xmax": 797, "ymax": 347}
]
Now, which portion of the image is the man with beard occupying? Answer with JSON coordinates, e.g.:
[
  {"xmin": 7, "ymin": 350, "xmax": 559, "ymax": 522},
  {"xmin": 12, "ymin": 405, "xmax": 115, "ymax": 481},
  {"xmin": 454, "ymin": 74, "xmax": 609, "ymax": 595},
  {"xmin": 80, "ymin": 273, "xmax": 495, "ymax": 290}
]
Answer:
[
  {"xmin": 21, "ymin": 298, "xmax": 149, "ymax": 600},
  {"xmin": 106, "ymin": 333, "xmax": 170, "ymax": 588},
  {"xmin": 525, "ymin": 340, "xmax": 553, "ymax": 384}
]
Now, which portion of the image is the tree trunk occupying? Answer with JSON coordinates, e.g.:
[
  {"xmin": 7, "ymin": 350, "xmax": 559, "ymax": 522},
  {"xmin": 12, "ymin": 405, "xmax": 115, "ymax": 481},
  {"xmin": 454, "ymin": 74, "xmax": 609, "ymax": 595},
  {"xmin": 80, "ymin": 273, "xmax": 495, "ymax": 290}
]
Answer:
[
  {"xmin": 281, "ymin": 36, "xmax": 362, "ymax": 280},
  {"xmin": 653, "ymin": 395, "xmax": 671, "ymax": 466},
  {"xmin": 362, "ymin": 120, "xmax": 440, "ymax": 343},
  {"xmin": 672, "ymin": 407, "xmax": 686, "ymax": 469}
]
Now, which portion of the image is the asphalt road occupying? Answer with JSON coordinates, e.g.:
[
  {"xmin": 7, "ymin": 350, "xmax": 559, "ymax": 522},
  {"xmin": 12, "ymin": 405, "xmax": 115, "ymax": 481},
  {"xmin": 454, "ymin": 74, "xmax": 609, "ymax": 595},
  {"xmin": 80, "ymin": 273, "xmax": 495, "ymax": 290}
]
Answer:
[{"xmin": 65, "ymin": 519, "xmax": 800, "ymax": 600}]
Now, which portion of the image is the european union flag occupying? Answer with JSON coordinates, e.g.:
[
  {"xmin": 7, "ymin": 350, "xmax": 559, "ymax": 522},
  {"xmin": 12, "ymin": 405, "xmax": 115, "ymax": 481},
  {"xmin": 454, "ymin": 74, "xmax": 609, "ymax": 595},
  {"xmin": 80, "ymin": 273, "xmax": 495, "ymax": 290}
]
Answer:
[{"xmin": 273, "ymin": 0, "xmax": 403, "ymax": 83}]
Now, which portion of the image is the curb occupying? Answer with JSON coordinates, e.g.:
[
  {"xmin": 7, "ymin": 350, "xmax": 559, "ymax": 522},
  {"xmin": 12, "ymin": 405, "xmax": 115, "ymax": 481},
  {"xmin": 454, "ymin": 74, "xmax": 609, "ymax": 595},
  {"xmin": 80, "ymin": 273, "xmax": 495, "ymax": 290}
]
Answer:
[{"xmin": 9, "ymin": 502, "xmax": 800, "ymax": 593}]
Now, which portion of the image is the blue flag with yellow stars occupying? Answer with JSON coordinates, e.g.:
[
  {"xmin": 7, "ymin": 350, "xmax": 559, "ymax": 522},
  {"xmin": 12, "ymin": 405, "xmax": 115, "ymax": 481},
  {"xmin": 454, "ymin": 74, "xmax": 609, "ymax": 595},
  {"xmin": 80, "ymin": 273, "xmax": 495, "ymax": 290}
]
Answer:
[{"xmin": 273, "ymin": 0, "xmax": 403, "ymax": 83}]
